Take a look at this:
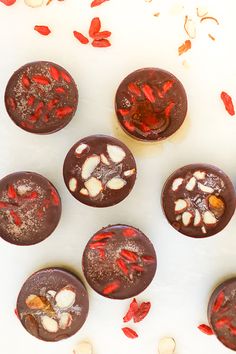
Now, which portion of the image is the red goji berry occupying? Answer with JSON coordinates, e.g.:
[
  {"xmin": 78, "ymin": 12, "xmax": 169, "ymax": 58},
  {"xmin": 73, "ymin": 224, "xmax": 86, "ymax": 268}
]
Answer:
[
  {"xmin": 34, "ymin": 25, "xmax": 51, "ymax": 36},
  {"xmin": 93, "ymin": 31, "xmax": 111, "ymax": 40},
  {"xmin": 73, "ymin": 31, "xmax": 89, "ymax": 45},
  {"xmin": 89, "ymin": 17, "xmax": 101, "ymax": 38},
  {"xmin": 122, "ymin": 327, "xmax": 138, "ymax": 339},
  {"xmin": 93, "ymin": 232, "xmax": 114, "ymax": 241},
  {"xmin": 92, "ymin": 39, "xmax": 111, "ymax": 48},
  {"xmin": 123, "ymin": 228, "xmax": 137, "ymax": 237},
  {"xmin": 0, "ymin": 0, "xmax": 16, "ymax": 5},
  {"xmin": 133, "ymin": 301, "xmax": 151, "ymax": 323},
  {"xmin": 91, "ymin": 0, "xmax": 109, "ymax": 7},
  {"xmin": 116, "ymin": 258, "xmax": 129, "ymax": 275},
  {"xmin": 123, "ymin": 298, "xmax": 139, "ymax": 323},
  {"xmin": 120, "ymin": 249, "xmax": 138, "ymax": 262},
  {"xmin": 198, "ymin": 324, "xmax": 214, "ymax": 335},
  {"xmin": 221, "ymin": 91, "xmax": 235, "ymax": 116},
  {"xmin": 212, "ymin": 291, "xmax": 225, "ymax": 312},
  {"xmin": 50, "ymin": 66, "xmax": 60, "ymax": 81},
  {"xmin": 103, "ymin": 280, "xmax": 120, "ymax": 295}
]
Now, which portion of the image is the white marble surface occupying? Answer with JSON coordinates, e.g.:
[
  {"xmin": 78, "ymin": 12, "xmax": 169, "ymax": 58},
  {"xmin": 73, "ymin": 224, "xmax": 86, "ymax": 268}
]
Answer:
[{"xmin": 0, "ymin": 0, "xmax": 236, "ymax": 353}]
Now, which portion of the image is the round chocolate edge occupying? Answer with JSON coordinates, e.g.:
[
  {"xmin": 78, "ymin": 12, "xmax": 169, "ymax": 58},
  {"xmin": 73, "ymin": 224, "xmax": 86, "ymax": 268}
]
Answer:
[
  {"xmin": 4, "ymin": 61, "xmax": 79, "ymax": 135},
  {"xmin": 0, "ymin": 171, "xmax": 62, "ymax": 246},
  {"xmin": 63, "ymin": 134, "xmax": 137, "ymax": 208},
  {"xmin": 161, "ymin": 163, "xmax": 236, "ymax": 239},
  {"xmin": 82, "ymin": 223, "xmax": 157, "ymax": 299},
  {"xmin": 16, "ymin": 267, "xmax": 89, "ymax": 342},
  {"xmin": 114, "ymin": 67, "xmax": 188, "ymax": 142}
]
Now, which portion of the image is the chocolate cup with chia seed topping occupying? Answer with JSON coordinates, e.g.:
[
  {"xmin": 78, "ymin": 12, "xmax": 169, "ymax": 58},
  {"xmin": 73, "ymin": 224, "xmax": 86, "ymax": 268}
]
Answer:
[
  {"xmin": 0, "ymin": 172, "xmax": 61, "ymax": 246},
  {"xmin": 5, "ymin": 61, "xmax": 78, "ymax": 134},
  {"xmin": 115, "ymin": 67, "xmax": 188, "ymax": 141},
  {"xmin": 208, "ymin": 278, "xmax": 236, "ymax": 350},
  {"xmin": 161, "ymin": 164, "xmax": 236, "ymax": 238},
  {"xmin": 63, "ymin": 135, "xmax": 137, "ymax": 208},
  {"xmin": 82, "ymin": 224, "xmax": 157, "ymax": 299},
  {"xmin": 16, "ymin": 267, "xmax": 89, "ymax": 342}
]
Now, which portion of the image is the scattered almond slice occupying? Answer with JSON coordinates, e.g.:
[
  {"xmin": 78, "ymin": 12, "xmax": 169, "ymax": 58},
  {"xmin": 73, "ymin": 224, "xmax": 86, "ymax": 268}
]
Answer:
[
  {"xmin": 196, "ymin": 6, "xmax": 208, "ymax": 17},
  {"xmin": 107, "ymin": 145, "xmax": 126, "ymax": 163},
  {"xmin": 178, "ymin": 40, "xmax": 191, "ymax": 55},
  {"xmin": 47, "ymin": 290, "xmax": 56, "ymax": 298},
  {"xmin": 202, "ymin": 226, "xmax": 207, "ymax": 233},
  {"xmin": 41, "ymin": 315, "xmax": 58, "ymax": 333},
  {"xmin": 208, "ymin": 34, "xmax": 215, "ymax": 41},
  {"xmin": 69, "ymin": 178, "xmax": 77, "ymax": 192},
  {"xmin": 193, "ymin": 171, "xmax": 206, "ymax": 180},
  {"xmin": 101, "ymin": 154, "xmax": 110, "ymax": 165},
  {"xmin": 172, "ymin": 178, "xmax": 183, "ymax": 191},
  {"xmin": 158, "ymin": 336, "xmax": 176, "ymax": 354},
  {"xmin": 174, "ymin": 199, "xmax": 187, "ymax": 213},
  {"xmin": 153, "ymin": 12, "xmax": 160, "ymax": 17},
  {"xmin": 75, "ymin": 144, "xmax": 88, "ymax": 156},
  {"xmin": 106, "ymin": 177, "xmax": 127, "ymax": 190},
  {"xmin": 24, "ymin": 0, "xmax": 43, "ymax": 7},
  {"xmin": 124, "ymin": 169, "xmax": 136, "ymax": 177},
  {"xmin": 184, "ymin": 16, "xmax": 196, "ymax": 39},
  {"xmin": 200, "ymin": 16, "xmax": 219, "ymax": 25},
  {"xmin": 80, "ymin": 188, "xmax": 89, "ymax": 196},
  {"xmin": 203, "ymin": 211, "xmax": 217, "ymax": 225},
  {"xmin": 182, "ymin": 211, "xmax": 193, "ymax": 226},
  {"xmin": 186, "ymin": 176, "xmax": 196, "ymax": 191},
  {"xmin": 84, "ymin": 177, "xmax": 103, "ymax": 197},
  {"xmin": 198, "ymin": 183, "xmax": 214, "ymax": 193},
  {"xmin": 55, "ymin": 286, "xmax": 76, "ymax": 309},
  {"xmin": 194, "ymin": 209, "xmax": 202, "ymax": 226},
  {"xmin": 73, "ymin": 341, "xmax": 93, "ymax": 354},
  {"xmin": 59, "ymin": 312, "xmax": 72, "ymax": 329},
  {"xmin": 82, "ymin": 155, "xmax": 100, "ymax": 180}
]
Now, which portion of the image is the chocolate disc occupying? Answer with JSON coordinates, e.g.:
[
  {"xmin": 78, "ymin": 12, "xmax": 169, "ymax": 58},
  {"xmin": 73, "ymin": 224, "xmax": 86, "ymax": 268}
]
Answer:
[
  {"xmin": 208, "ymin": 278, "xmax": 236, "ymax": 351},
  {"xmin": 5, "ymin": 61, "xmax": 78, "ymax": 134},
  {"xmin": 161, "ymin": 164, "xmax": 236, "ymax": 238},
  {"xmin": 63, "ymin": 135, "xmax": 137, "ymax": 207},
  {"xmin": 82, "ymin": 224, "xmax": 157, "ymax": 299},
  {"xmin": 16, "ymin": 268, "xmax": 89, "ymax": 342},
  {"xmin": 115, "ymin": 68, "xmax": 187, "ymax": 141},
  {"xmin": 0, "ymin": 172, "xmax": 61, "ymax": 245}
]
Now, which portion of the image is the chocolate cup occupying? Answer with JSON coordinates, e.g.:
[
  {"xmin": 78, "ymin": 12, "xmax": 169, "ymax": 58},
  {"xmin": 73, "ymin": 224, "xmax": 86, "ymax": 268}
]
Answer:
[
  {"xmin": 115, "ymin": 67, "xmax": 188, "ymax": 141},
  {"xmin": 161, "ymin": 164, "xmax": 236, "ymax": 238},
  {"xmin": 63, "ymin": 135, "xmax": 137, "ymax": 208},
  {"xmin": 208, "ymin": 278, "xmax": 236, "ymax": 351},
  {"xmin": 5, "ymin": 61, "xmax": 78, "ymax": 134},
  {"xmin": 0, "ymin": 171, "xmax": 61, "ymax": 246},
  {"xmin": 82, "ymin": 224, "xmax": 157, "ymax": 299},
  {"xmin": 16, "ymin": 267, "xmax": 89, "ymax": 342}
]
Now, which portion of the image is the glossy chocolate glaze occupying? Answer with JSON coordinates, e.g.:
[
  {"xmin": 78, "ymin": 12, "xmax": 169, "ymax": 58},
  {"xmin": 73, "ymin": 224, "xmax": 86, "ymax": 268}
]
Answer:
[
  {"xmin": 82, "ymin": 224, "xmax": 157, "ymax": 299},
  {"xmin": 5, "ymin": 61, "xmax": 78, "ymax": 134},
  {"xmin": 0, "ymin": 172, "xmax": 61, "ymax": 245},
  {"xmin": 161, "ymin": 164, "xmax": 235, "ymax": 238},
  {"xmin": 63, "ymin": 135, "xmax": 137, "ymax": 207},
  {"xmin": 17, "ymin": 268, "xmax": 89, "ymax": 342},
  {"xmin": 115, "ymin": 68, "xmax": 187, "ymax": 141}
]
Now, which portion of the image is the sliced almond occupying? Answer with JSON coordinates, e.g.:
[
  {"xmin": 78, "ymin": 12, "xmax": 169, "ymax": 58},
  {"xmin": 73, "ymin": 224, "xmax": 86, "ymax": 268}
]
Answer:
[
  {"xmin": 59, "ymin": 312, "xmax": 73, "ymax": 330},
  {"xmin": 198, "ymin": 182, "xmax": 214, "ymax": 193},
  {"xmin": 174, "ymin": 199, "xmax": 187, "ymax": 213},
  {"xmin": 24, "ymin": 0, "xmax": 44, "ymax": 7},
  {"xmin": 201, "ymin": 226, "xmax": 207, "ymax": 234},
  {"xmin": 172, "ymin": 178, "xmax": 183, "ymax": 191},
  {"xmin": 41, "ymin": 316, "xmax": 58, "ymax": 333},
  {"xmin": 203, "ymin": 211, "xmax": 217, "ymax": 225},
  {"xmin": 69, "ymin": 177, "xmax": 77, "ymax": 192},
  {"xmin": 47, "ymin": 290, "xmax": 56, "ymax": 298},
  {"xmin": 75, "ymin": 143, "xmax": 88, "ymax": 156},
  {"xmin": 175, "ymin": 215, "xmax": 182, "ymax": 221},
  {"xmin": 158, "ymin": 337, "xmax": 176, "ymax": 354},
  {"xmin": 193, "ymin": 171, "xmax": 206, "ymax": 180},
  {"xmin": 184, "ymin": 16, "xmax": 196, "ymax": 39},
  {"xmin": 81, "ymin": 155, "xmax": 100, "ymax": 180},
  {"xmin": 84, "ymin": 177, "xmax": 103, "ymax": 197},
  {"xmin": 194, "ymin": 209, "xmax": 202, "ymax": 226},
  {"xmin": 208, "ymin": 195, "xmax": 225, "ymax": 217},
  {"xmin": 100, "ymin": 154, "xmax": 110, "ymax": 165},
  {"xmin": 107, "ymin": 145, "xmax": 126, "ymax": 163},
  {"xmin": 182, "ymin": 211, "xmax": 193, "ymax": 226},
  {"xmin": 25, "ymin": 295, "xmax": 47, "ymax": 310},
  {"xmin": 186, "ymin": 176, "xmax": 196, "ymax": 191},
  {"xmin": 80, "ymin": 188, "xmax": 89, "ymax": 196},
  {"xmin": 73, "ymin": 341, "xmax": 93, "ymax": 354},
  {"xmin": 106, "ymin": 177, "xmax": 127, "ymax": 190},
  {"xmin": 196, "ymin": 6, "xmax": 208, "ymax": 17},
  {"xmin": 124, "ymin": 169, "xmax": 136, "ymax": 177},
  {"xmin": 55, "ymin": 286, "xmax": 76, "ymax": 309}
]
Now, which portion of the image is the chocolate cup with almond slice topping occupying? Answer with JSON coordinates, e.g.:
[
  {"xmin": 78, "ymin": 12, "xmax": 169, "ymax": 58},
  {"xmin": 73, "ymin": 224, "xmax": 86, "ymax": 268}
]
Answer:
[
  {"xmin": 82, "ymin": 224, "xmax": 157, "ymax": 299},
  {"xmin": 63, "ymin": 135, "xmax": 137, "ymax": 207},
  {"xmin": 16, "ymin": 268, "xmax": 89, "ymax": 342},
  {"xmin": 5, "ymin": 61, "xmax": 78, "ymax": 134},
  {"xmin": 0, "ymin": 172, "xmax": 61, "ymax": 246},
  {"xmin": 207, "ymin": 278, "xmax": 236, "ymax": 351},
  {"xmin": 161, "ymin": 164, "xmax": 236, "ymax": 238},
  {"xmin": 115, "ymin": 67, "xmax": 188, "ymax": 141}
]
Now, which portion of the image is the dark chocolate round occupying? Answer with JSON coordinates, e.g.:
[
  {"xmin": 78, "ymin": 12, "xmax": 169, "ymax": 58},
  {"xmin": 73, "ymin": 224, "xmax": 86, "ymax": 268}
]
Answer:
[
  {"xmin": 161, "ymin": 164, "xmax": 236, "ymax": 238},
  {"xmin": 115, "ymin": 68, "xmax": 187, "ymax": 141},
  {"xmin": 5, "ymin": 61, "xmax": 78, "ymax": 134},
  {"xmin": 16, "ymin": 268, "xmax": 89, "ymax": 342},
  {"xmin": 63, "ymin": 135, "xmax": 137, "ymax": 207},
  {"xmin": 82, "ymin": 224, "xmax": 157, "ymax": 299},
  {"xmin": 208, "ymin": 278, "xmax": 236, "ymax": 351},
  {"xmin": 0, "ymin": 172, "xmax": 61, "ymax": 245}
]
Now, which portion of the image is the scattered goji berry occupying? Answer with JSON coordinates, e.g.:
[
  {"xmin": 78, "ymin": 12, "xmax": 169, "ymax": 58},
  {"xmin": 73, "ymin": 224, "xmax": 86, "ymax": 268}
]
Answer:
[
  {"xmin": 34, "ymin": 25, "xmax": 51, "ymax": 36},
  {"xmin": 221, "ymin": 91, "xmax": 235, "ymax": 116}
]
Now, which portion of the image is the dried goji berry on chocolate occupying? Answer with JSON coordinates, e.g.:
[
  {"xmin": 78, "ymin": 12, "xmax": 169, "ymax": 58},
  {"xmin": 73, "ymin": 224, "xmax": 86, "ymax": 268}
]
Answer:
[
  {"xmin": 212, "ymin": 291, "xmax": 225, "ymax": 312},
  {"xmin": 120, "ymin": 249, "xmax": 138, "ymax": 262},
  {"xmin": 123, "ymin": 228, "xmax": 137, "ymax": 237},
  {"xmin": 8, "ymin": 185, "xmax": 17, "ymax": 199},
  {"xmin": 93, "ymin": 232, "xmax": 114, "ymax": 241},
  {"xmin": 32, "ymin": 75, "xmax": 50, "ymax": 85},
  {"xmin": 116, "ymin": 258, "xmax": 129, "ymax": 275},
  {"xmin": 103, "ymin": 280, "xmax": 120, "ymax": 295},
  {"xmin": 122, "ymin": 327, "xmax": 138, "ymax": 339},
  {"xmin": 50, "ymin": 66, "xmax": 60, "ymax": 81}
]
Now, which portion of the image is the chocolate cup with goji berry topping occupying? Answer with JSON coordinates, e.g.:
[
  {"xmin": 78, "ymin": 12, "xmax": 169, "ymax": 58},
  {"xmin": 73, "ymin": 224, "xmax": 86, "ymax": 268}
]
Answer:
[
  {"xmin": 5, "ymin": 61, "xmax": 78, "ymax": 134},
  {"xmin": 207, "ymin": 278, "xmax": 236, "ymax": 351},
  {"xmin": 161, "ymin": 164, "xmax": 236, "ymax": 238},
  {"xmin": 115, "ymin": 67, "xmax": 187, "ymax": 141},
  {"xmin": 0, "ymin": 172, "xmax": 61, "ymax": 245},
  {"xmin": 63, "ymin": 135, "xmax": 137, "ymax": 208},
  {"xmin": 82, "ymin": 224, "xmax": 157, "ymax": 299},
  {"xmin": 16, "ymin": 267, "xmax": 89, "ymax": 342}
]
